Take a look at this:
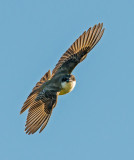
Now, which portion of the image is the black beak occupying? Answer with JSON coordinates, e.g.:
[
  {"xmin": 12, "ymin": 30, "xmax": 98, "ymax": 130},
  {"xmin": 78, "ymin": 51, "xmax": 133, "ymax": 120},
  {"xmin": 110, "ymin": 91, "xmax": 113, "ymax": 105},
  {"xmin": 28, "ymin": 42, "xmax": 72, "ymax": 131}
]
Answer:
[{"xmin": 66, "ymin": 78, "xmax": 72, "ymax": 82}]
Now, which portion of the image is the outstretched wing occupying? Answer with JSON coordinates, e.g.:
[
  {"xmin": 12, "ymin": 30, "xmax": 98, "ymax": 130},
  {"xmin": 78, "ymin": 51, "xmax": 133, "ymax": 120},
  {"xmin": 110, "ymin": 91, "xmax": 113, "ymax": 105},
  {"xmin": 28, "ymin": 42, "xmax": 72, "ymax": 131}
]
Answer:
[
  {"xmin": 52, "ymin": 23, "xmax": 104, "ymax": 76},
  {"xmin": 20, "ymin": 70, "xmax": 58, "ymax": 134},
  {"xmin": 25, "ymin": 90, "xmax": 58, "ymax": 135},
  {"xmin": 20, "ymin": 70, "xmax": 51, "ymax": 114},
  {"xmin": 32, "ymin": 69, "xmax": 51, "ymax": 91}
]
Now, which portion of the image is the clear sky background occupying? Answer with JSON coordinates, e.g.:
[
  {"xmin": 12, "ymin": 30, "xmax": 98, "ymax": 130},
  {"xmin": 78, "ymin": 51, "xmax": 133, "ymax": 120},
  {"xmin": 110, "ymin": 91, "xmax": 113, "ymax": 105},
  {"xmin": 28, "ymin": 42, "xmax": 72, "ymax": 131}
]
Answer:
[{"xmin": 0, "ymin": 0, "xmax": 134, "ymax": 160}]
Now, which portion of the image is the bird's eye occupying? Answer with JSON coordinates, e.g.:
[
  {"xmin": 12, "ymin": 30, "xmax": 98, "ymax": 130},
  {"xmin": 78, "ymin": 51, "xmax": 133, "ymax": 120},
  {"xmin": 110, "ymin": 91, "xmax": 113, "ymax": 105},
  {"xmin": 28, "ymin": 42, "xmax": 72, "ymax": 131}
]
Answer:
[{"xmin": 62, "ymin": 77, "xmax": 67, "ymax": 82}]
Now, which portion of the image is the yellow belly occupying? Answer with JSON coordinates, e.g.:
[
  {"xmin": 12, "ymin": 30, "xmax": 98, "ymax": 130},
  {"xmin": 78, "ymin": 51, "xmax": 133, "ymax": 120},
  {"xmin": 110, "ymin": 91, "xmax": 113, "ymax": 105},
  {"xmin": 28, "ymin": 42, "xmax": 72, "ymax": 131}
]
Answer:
[{"xmin": 59, "ymin": 81, "xmax": 76, "ymax": 95}]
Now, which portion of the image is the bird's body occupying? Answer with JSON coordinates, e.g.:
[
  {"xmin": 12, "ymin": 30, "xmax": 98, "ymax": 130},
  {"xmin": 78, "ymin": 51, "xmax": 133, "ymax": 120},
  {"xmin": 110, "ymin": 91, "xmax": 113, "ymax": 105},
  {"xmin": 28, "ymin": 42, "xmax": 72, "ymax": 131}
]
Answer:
[{"xmin": 20, "ymin": 23, "xmax": 105, "ymax": 134}]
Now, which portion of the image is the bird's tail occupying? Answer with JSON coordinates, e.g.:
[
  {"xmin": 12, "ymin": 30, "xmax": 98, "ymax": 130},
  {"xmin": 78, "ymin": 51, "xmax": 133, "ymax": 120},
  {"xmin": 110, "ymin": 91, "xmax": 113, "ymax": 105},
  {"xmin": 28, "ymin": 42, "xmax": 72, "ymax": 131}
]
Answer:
[{"xmin": 20, "ymin": 70, "xmax": 51, "ymax": 114}]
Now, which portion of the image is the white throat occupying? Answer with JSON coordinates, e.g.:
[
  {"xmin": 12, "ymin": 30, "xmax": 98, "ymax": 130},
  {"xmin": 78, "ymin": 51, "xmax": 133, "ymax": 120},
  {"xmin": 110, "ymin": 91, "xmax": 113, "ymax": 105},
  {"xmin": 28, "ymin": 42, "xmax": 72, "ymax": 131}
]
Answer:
[{"xmin": 60, "ymin": 80, "xmax": 76, "ymax": 95}]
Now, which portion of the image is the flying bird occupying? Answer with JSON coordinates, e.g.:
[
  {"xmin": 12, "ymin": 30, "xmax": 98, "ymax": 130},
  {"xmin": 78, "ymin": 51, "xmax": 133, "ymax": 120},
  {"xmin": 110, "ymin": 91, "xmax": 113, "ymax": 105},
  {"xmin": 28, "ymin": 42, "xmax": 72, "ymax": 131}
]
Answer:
[{"xmin": 20, "ymin": 23, "xmax": 105, "ymax": 134}]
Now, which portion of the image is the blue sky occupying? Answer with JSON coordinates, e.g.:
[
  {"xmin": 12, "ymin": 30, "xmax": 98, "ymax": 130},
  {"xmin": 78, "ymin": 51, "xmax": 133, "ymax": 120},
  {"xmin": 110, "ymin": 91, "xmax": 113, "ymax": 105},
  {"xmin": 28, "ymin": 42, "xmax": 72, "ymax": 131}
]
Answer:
[{"xmin": 0, "ymin": 0, "xmax": 134, "ymax": 159}]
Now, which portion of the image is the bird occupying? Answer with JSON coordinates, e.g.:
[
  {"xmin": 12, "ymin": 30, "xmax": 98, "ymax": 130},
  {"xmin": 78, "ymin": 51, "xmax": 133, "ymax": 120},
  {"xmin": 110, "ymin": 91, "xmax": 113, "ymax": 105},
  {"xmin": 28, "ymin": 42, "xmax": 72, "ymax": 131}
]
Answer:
[{"xmin": 20, "ymin": 23, "xmax": 105, "ymax": 135}]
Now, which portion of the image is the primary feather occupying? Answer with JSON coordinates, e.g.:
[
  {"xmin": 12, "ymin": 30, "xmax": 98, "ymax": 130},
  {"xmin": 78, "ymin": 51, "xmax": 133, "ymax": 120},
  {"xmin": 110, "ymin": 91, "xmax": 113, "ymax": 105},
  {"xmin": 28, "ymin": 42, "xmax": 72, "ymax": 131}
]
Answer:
[{"xmin": 52, "ymin": 23, "xmax": 104, "ymax": 76}]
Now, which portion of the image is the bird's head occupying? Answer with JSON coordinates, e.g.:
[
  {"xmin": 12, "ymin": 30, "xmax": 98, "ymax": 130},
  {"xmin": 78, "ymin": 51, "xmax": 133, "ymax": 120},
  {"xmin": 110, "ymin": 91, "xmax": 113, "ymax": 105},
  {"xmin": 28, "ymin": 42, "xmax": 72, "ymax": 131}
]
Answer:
[
  {"xmin": 59, "ymin": 74, "xmax": 76, "ymax": 95},
  {"xmin": 61, "ymin": 74, "xmax": 76, "ymax": 83}
]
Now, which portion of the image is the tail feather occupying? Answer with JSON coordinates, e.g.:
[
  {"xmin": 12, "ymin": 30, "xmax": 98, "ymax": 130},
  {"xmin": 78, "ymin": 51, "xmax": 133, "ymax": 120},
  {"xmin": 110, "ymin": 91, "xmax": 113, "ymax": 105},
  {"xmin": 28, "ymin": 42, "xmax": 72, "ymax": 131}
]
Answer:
[
  {"xmin": 39, "ymin": 113, "xmax": 52, "ymax": 133},
  {"xmin": 25, "ymin": 102, "xmax": 52, "ymax": 135},
  {"xmin": 20, "ymin": 91, "xmax": 39, "ymax": 114}
]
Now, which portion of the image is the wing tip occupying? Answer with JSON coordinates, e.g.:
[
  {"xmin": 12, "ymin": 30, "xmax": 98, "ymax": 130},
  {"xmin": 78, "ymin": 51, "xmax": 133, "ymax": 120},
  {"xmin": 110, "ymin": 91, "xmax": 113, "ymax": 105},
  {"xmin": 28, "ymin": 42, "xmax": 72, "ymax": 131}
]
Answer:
[
  {"xmin": 20, "ymin": 106, "xmax": 27, "ymax": 114},
  {"xmin": 20, "ymin": 110, "xmax": 23, "ymax": 114},
  {"xmin": 51, "ymin": 22, "xmax": 105, "ymax": 76}
]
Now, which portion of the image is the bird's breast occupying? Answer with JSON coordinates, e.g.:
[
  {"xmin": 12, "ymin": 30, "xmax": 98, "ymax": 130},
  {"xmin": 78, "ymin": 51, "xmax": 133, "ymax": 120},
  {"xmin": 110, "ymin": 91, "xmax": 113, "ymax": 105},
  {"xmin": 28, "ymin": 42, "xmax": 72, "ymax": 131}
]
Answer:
[{"xmin": 59, "ymin": 81, "xmax": 76, "ymax": 95}]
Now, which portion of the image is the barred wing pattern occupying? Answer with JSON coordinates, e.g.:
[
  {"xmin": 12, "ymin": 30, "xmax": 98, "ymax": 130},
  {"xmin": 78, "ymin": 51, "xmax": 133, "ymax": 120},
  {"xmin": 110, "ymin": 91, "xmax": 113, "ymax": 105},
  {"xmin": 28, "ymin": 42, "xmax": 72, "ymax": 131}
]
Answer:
[
  {"xmin": 20, "ymin": 70, "xmax": 58, "ymax": 134},
  {"xmin": 20, "ymin": 70, "xmax": 51, "ymax": 114},
  {"xmin": 52, "ymin": 23, "xmax": 104, "ymax": 76},
  {"xmin": 25, "ymin": 91, "xmax": 58, "ymax": 135}
]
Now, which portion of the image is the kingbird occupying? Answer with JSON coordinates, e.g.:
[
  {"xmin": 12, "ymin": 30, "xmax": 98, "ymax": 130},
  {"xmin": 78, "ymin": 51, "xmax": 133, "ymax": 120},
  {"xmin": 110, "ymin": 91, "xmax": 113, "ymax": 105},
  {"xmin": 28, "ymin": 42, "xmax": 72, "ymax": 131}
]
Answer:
[{"xmin": 20, "ymin": 23, "xmax": 105, "ymax": 134}]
